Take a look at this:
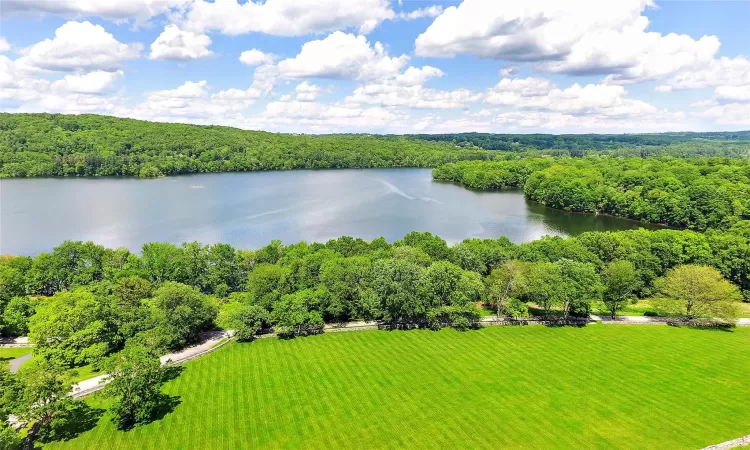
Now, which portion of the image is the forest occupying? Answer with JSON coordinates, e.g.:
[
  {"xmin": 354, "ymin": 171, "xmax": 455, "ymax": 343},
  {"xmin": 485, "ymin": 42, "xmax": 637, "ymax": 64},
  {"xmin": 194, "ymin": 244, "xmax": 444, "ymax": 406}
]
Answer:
[
  {"xmin": 1, "ymin": 226, "xmax": 748, "ymax": 356},
  {"xmin": 0, "ymin": 114, "xmax": 492, "ymax": 178},
  {"xmin": 433, "ymin": 157, "xmax": 750, "ymax": 230},
  {"xmin": 410, "ymin": 131, "xmax": 750, "ymax": 153},
  {"xmin": 1, "ymin": 113, "xmax": 748, "ymax": 178}
]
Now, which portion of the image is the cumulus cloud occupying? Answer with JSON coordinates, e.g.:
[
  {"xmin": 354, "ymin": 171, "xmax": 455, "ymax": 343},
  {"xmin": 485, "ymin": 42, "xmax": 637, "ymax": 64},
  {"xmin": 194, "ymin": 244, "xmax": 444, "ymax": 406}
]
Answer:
[
  {"xmin": 347, "ymin": 84, "xmax": 480, "ymax": 110},
  {"xmin": 499, "ymin": 66, "xmax": 520, "ymax": 77},
  {"xmin": 0, "ymin": 38, "xmax": 10, "ymax": 53},
  {"xmin": 50, "ymin": 70, "xmax": 124, "ymax": 94},
  {"xmin": 126, "ymin": 80, "xmax": 263, "ymax": 123},
  {"xmin": 239, "ymin": 49, "xmax": 274, "ymax": 67},
  {"xmin": 184, "ymin": 0, "xmax": 395, "ymax": 36},
  {"xmin": 1, "ymin": 0, "xmax": 191, "ymax": 26},
  {"xmin": 0, "ymin": 56, "xmax": 123, "ymax": 114},
  {"xmin": 714, "ymin": 86, "xmax": 750, "ymax": 103},
  {"xmin": 395, "ymin": 6, "xmax": 443, "ymax": 21},
  {"xmin": 18, "ymin": 21, "xmax": 142, "ymax": 72},
  {"xmin": 275, "ymin": 32, "xmax": 409, "ymax": 81},
  {"xmin": 415, "ymin": 0, "xmax": 718, "ymax": 82},
  {"xmin": 394, "ymin": 66, "xmax": 444, "ymax": 86},
  {"xmin": 260, "ymin": 100, "xmax": 405, "ymax": 132},
  {"xmin": 656, "ymin": 56, "xmax": 750, "ymax": 91},
  {"xmin": 699, "ymin": 103, "xmax": 750, "ymax": 126},
  {"xmin": 294, "ymin": 81, "xmax": 327, "ymax": 102},
  {"xmin": 149, "ymin": 25, "xmax": 213, "ymax": 60},
  {"xmin": 485, "ymin": 77, "xmax": 659, "ymax": 117}
]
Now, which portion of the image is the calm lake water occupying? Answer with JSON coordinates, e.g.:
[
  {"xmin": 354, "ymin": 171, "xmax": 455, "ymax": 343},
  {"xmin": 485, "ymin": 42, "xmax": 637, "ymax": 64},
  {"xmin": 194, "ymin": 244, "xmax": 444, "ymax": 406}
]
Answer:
[{"xmin": 0, "ymin": 169, "xmax": 659, "ymax": 255}]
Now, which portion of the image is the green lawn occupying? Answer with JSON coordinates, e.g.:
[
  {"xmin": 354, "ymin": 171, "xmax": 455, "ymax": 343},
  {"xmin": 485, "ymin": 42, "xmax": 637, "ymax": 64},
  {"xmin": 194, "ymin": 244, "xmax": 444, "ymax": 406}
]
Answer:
[
  {"xmin": 46, "ymin": 326, "xmax": 750, "ymax": 449},
  {"xmin": 0, "ymin": 347, "xmax": 31, "ymax": 362}
]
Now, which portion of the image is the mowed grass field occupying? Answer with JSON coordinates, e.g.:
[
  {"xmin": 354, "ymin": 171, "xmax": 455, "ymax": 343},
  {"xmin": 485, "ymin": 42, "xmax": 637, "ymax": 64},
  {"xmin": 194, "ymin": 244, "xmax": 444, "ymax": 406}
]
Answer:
[{"xmin": 46, "ymin": 326, "xmax": 750, "ymax": 450}]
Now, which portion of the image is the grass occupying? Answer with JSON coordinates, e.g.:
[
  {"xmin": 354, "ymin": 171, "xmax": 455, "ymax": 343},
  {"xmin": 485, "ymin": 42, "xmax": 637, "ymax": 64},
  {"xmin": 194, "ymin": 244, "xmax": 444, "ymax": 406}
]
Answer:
[
  {"xmin": 0, "ymin": 347, "xmax": 32, "ymax": 362},
  {"xmin": 45, "ymin": 326, "xmax": 750, "ymax": 450}
]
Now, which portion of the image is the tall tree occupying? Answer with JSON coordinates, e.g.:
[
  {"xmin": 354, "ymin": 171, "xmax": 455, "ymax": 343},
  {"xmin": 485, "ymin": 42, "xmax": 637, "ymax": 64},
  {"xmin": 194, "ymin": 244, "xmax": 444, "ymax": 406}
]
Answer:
[
  {"xmin": 103, "ymin": 344, "xmax": 175, "ymax": 430},
  {"xmin": 485, "ymin": 260, "xmax": 527, "ymax": 317},
  {"xmin": 14, "ymin": 363, "xmax": 82, "ymax": 450},
  {"xmin": 602, "ymin": 260, "xmax": 640, "ymax": 318},
  {"xmin": 655, "ymin": 265, "xmax": 742, "ymax": 319}
]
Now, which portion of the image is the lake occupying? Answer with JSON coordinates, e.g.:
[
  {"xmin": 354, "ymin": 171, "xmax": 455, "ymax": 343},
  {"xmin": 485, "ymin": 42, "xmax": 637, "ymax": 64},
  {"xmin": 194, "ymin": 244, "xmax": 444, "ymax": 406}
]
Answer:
[{"xmin": 0, "ymin": 169, "xmax": 659, "ymax": 255}]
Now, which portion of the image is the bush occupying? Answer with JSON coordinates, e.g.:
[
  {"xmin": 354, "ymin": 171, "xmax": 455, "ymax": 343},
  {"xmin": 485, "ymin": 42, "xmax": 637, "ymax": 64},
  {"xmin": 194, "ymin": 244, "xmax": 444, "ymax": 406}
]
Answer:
[{"xmin": 426, "ymin": 305, "xmax": 481, "ymax": 331}]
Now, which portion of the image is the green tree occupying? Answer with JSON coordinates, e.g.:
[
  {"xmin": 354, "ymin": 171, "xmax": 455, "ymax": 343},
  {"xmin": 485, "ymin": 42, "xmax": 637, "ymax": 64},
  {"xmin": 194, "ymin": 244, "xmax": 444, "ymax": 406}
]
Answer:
[
  {"xmin": 372, "ymin": 259, "xmax": 425, "ymax": 324},
  {"xmin": 221, "ymin": 303, "xmax": 269, "ymax": 341},
  {"xmin": 655, "ymin": 265, "xmax": 742, "ymax": 319},
  {"xmin": 246, "ymin": 264, "xmax": 290, "ymax": 311},
  {"xmin": 271, "ymin": 290, "xmax": 325, "ymax": 337},
  {"xmin": 555, "ymin": 259, "xmax": 603, "ymax": 317},
  {"xmin": 524, "ymin": 262, "xmax": 563, "ymax": 316},
  {"xmin": 103, "ymin": 344, "xmax": 175, "ymax": 430},
  {"xmin": 14, "ymin": 363, "xmax": 84, "ymax": 450},
  {"xmin": 485, "ymin": 260, "xmax": 527, "ymax": 317},
  {"xmin": 28, "ymin": 289, "xmax": 122, "ymax": 368},
  {"xmin": 145, "ymin": 282, "xmax": 217, "ymax": 351},
  {"xmin": 2, "ymin": 296, "xmax": 38, "ymax": 337},
  {"xmin": 602, "ymin": 260, "xmax": 639, "ymax": 318}
]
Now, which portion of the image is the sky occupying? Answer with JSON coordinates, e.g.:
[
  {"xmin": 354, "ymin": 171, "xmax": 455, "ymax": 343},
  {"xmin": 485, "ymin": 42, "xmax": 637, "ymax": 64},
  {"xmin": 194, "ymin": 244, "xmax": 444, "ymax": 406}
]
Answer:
[{"xmin": 0, "ymin": 0, "xmax": 748, "ymax": 134}]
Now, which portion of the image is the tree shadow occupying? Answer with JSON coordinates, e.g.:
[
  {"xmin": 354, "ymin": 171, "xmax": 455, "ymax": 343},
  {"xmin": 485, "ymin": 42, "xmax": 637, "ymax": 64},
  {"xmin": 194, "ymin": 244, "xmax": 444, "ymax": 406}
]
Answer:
[
  {"xmin": 38, "ymin": 402, "xmax": 105, "ymax": 444},
  {"xmin": 146, "ymin": 394, "xmax": 182, "ymax": 425},
  {"xmin": 162, "ymin": 365, "xmax": 185, "ymax": 382}
]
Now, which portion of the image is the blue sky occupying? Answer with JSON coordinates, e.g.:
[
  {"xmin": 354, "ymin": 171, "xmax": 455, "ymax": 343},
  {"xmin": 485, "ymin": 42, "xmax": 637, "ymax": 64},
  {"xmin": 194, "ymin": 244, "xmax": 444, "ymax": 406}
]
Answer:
[{"xmin": 1, "ymin": 0, "xmax": 748, "ymax": 133}]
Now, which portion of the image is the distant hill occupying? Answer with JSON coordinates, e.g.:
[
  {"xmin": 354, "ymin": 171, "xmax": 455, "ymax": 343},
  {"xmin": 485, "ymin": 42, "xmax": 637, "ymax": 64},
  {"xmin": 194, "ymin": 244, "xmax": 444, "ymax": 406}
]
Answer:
[{"xmin": 0, "ymin": 113, "xmax": 747, "ymax": 178}]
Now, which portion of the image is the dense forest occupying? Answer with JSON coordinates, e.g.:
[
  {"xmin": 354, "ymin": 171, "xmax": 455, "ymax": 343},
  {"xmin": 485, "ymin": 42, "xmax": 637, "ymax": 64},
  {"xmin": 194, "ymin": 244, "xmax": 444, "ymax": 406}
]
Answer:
[
  {"xmin": 1, "ymin": 114, "xmax": 748, "ymax": 178},
  {"xmin": 433, "ymin": 157, "xmax": 750, "ymax": 230},
  {"xmin": 1, "ymin": 227, "xmax": 747, "ymax": 362},
  {"xmin": 0, "ymin": 114, "xmax": 493, "ymax": 178},
  {"xmin": 411, "ymin": 131, "xmax": 750, "ymax": 155}
]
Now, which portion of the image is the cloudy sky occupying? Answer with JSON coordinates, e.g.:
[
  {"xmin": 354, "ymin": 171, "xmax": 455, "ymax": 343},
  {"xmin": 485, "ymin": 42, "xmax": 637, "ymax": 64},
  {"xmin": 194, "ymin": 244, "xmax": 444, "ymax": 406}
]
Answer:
[{"xmin": 1, "ymin": 0, "xmax": 749, "ymax": 134}]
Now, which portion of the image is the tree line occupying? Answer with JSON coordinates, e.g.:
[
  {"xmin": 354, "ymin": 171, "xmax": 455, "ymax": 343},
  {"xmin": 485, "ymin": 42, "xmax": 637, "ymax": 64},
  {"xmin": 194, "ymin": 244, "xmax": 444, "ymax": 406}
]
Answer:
[
  {"xmin": 0, "ymin": 114, "xmax": 494, "ymax": 178},
  {"xmin": 2, "ymin": 227, "xmax": 747, "ymax": 346},
  {"xmin": 410, "ymin": 131, "xmax": 750, "ymax": 154},
  {"xmin": 2, "ymin": 114, "xmax": 748, "ymax": 178},
  {"xmin": 1, "ymin": 228, "xmax": 747, "ymax": 446},
  {"xmin": 433, "ymin": 156, "xmax": 750, "ymax": 230}
]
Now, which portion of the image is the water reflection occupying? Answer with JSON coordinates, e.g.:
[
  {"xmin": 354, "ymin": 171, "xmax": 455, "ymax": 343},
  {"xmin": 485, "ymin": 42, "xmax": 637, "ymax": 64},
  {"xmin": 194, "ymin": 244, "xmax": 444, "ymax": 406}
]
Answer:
[{"xmin": 0, "ymin": 169, "xmax": 660, "ymax": 255}]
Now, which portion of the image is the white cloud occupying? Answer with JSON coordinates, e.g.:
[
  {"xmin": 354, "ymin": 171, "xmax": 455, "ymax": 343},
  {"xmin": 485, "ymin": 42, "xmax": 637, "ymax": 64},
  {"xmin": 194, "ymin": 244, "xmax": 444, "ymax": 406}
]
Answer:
[
  {"xmin": 416, "ymin": 0, "xmax": 650, "ymax": 60},
  {"xmin": 415, "ymin": 0, "xmax": 718, "ymax": 82},
  {"xmin": 544, "ymin": 26, "xmax": 719, "ymax": 81},
  {"xmin": 485, "ymin": 77, "xmax": 659, "ymax": 117},
  {"xmin": 715, "ymin": 86, "xmax": 750, "ymax": 103},
  {"xmin": 149, "ymin": 25, "xmax": 213, "ymax": 60},
  {"xmin": 699, "ymin": 103, "xmax": 750, "ymax": 126},
  {"xmin": 1, "ymin": 0, "xmax": 191, "ymax": 26},
  {"xmin": 50, "ymin": 70, "xmax": 124, "ymax": 94},
  {"xmin": 499, "ymin": 66, "xmax": 519, "ymax": 77},
  {"xmin": 396, "ymin": 6, "xmax": 443, "ymax": 21},
  {"xmin": 18, "ymin": 21, "xmax": 142, "ymax": 72},
  {"xmin": 127, "ymin": 80, "xmax": 263, "ymax": 123},
  {"xmin": 276, "ymin": 32, "xmax": 409, "ymax": 81},
  {"xmin": 347, "ymin": 83, "xmax": 481, "ymax": 110},
  {"xmin": 184, "ymin": 0, "xmax": 395, "ymax": 36},
  {"xmin": 260, "ymin": 100, "xmax": 405, "ymax": 132},
  {"xmin": 656, "ymin": 56, "xmax": 750, "ymax": 91},
  {"xmin": 0, "ymin": 56, "xmax": 123, "ymax": 114},
  {"xmin": 294, "ymin": 81, "xmax": 326, "ymax": 102},
  {"xmin": 394, "ymin": 66, "xmax": 444, "ymax": 86},
  {"xmin": 0, "ymin": 38, "xmax": 10, "ymax": 53},
  {"xmin": 239, "ymin": 49, "xmax": 274, "ymax": 67},
  {"xmin": 490, "ymin": 110, "xmax": 686, "ymax": 132}
]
